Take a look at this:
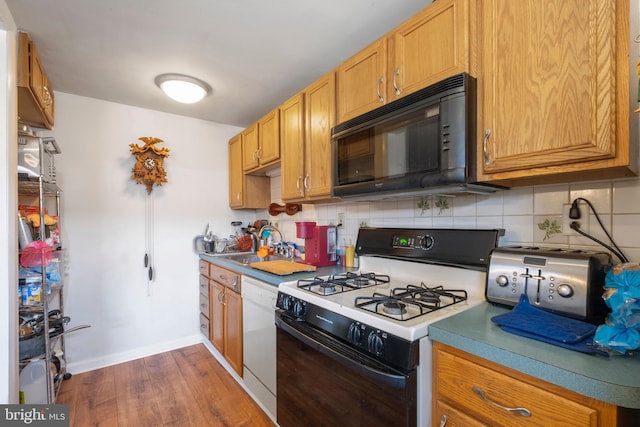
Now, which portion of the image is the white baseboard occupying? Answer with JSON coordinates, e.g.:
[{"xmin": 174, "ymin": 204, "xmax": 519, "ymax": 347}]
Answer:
[{"xmin": 66, "ymin": 334, "xmax": 204, "ymax": 374}]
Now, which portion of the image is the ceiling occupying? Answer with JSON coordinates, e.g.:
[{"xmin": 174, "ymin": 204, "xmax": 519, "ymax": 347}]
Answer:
[{"xmin": 6, "ymin": 0, "xmax": 432, "ymax": 128}]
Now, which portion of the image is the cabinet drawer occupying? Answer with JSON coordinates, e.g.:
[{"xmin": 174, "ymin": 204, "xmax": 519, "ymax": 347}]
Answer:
[
  {"xmin": 435, "ymin": 346, "xmax": 598, "ymax": 426},
  {"xmin": 199, "ymin": 292, "xmax": 210, "ymax": 316},
  {"xmin": 199, "ymin": 275, "xmax": 209, "ymax": 297},
  {"xmin": 435, "ymin": 400, "xmax": 487, "ymax": 427},
  {"xmin": 209, "ymin": 264, "xmax": 241, "ymax": 293},
  {"xmin": 199, "ymin": 312, "xmax": 209, "ymax": 338},
  {"xmin": 199, "ymin": 259, "xmax": 210, "ymax": 277}
]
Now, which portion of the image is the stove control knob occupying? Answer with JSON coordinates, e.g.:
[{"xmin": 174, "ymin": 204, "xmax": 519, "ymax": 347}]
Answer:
[
  {"xmin": 495, "ymin": 275, "xmax": 510, "ymax": 287},
  {"xmin": 367, "ymin": 331, "xmax": 384, "ymax": 355},
  {"xmin": 419, "ymin": 235, "xmax": 434, "ymax": 250},
  {"xmin": 557, "ymin": 283, "xmax": 574, "ymax": 298},
  {"xmin": 293, "ymin": 300, "xmax": 306, "ymax": 317},
  {"xmin": 347, "ymin": 323, "xmax": 363, "ymax": 345},
  {"xmin": 280, "ymin": 295, "xmax": 292, "ymax": 311}
]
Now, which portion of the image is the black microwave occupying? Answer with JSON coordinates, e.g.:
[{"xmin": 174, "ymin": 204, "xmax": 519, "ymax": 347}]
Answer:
[{"xmin": 331, "ymin": 73, "xmax": 501, "ymax": 200}]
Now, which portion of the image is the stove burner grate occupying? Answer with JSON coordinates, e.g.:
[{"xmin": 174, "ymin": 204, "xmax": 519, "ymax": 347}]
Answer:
[
  {"xmin": 354, "ymin": 283, "xmax": 468, "ymax": 321},
  {"xmin": 297, "ymin": 272, "xmax": 390, "ymax": 296}
]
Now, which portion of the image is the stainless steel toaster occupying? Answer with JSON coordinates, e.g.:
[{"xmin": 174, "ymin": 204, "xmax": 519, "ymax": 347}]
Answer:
[{"xmin": 486, "ymin": 246, "xmax": 612, "ymax": 323}]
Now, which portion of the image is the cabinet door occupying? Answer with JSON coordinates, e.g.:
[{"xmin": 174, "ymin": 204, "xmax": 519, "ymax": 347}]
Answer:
[
  {"xmin": 17, "ymin": 32, "xmax": 54, "ymax": 129},
  {"xmin": 225, "ymin": 289, "xmax": 243, "ymax": 377},
  {"xmin": 389, "ymin": 0, "xmax": 471, "ymax": 102},
  {"xmin": 337, "ymin": 37, "xmax": 387, "ymax": 123},
  {"xmin": 209, "ymin": 281, "xmax": 225, "ymax": 354},
  {"xmin": 30, "ymin": 45, "xmax": 54, "ymax": 127},
  {"xmin": 242, "ymin": 123, "xmax": 259, "ymax": 171},
  {"xmin": 228, "ymin": 134, "xmax": 245, "ymax": 208},
  {"xmin": 230, "ymin": 133, "xmax": 271, "ymax": 209},
  {"xmin": 258, "ymin": 109, "xmax": 280, "ymax": 166},
  {"xmin": 280, "ymin": 93, "xmax": 305, "ymax": 201},
  {"xmin": 304, "ymin": 72, "xmax": 335, "ymax": 200},
  {"xmin": 479, "ymin": 0, "xmax": 626, "ymax": 182}
]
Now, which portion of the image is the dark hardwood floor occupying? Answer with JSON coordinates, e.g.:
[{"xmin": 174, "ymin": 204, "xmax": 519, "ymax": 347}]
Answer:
[{"xmin": 57, "ymin": 344, "xmax": 275, "ymax": 426}]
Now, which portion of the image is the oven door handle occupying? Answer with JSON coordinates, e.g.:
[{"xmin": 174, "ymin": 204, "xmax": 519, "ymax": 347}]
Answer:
[{"xmin": 276, "ymin": 312, "xmax": 409, "ymax": 389}]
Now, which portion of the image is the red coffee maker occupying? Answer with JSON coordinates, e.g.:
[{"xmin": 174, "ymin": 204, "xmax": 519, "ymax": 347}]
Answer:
[{"xmin": 296, "ymin": 222, "xmax": 337, "ymax": 267}]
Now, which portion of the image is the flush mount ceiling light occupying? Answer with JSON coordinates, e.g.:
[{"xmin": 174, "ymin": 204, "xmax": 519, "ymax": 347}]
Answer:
[{"xmin": 154, "ymin": 73, "xmax": 212, "ymax": 104}]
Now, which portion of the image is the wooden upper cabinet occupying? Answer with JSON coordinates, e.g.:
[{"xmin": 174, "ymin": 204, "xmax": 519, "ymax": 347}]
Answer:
[
  {"xmin": 258, "ymin": 109, "xmax": 280, "ymax": 166},
  {"xmin": 241, "ymin": 123, "xmax": 259, "ymax": 171},
  {"xmin": 337, "ymin": 38, "xmax": 387, "ymax": 123},
  {"xmin": 228, "ymin": 134, "xmax": 245, "ymax": 208},
  {"xmin": 281, "ymin": 71, "xmax": 336, "ymax": 203},
  {"xmin": 304, "ymin": 72, "xmax": 335, "ymax": 200},
  {"xmin": 243, "ymin": 109, "xmax": 280, "ymax": 173},
  {"xmin": 478, "ymin": 0, "xmax": 636, "ymax": 185},
  {"xmin": 17, "ymin": 32, "xmax": 55, "ymax": 129},
  {"xmin": 280, "ymin": 93, "xmax": 305, "ymax": 201},
  {"xmin": 229, "ymin": 133, "xmax": 270, "ymax": 209},
  {"xmin": 388, "ymin": 0, "xmax": 472, "ymax": 103},
  {"xmin": 337, "ymin": 0, "xmax": 472, "ymax": 124}
]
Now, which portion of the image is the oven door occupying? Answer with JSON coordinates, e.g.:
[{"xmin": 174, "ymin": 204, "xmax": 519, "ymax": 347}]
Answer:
[{"xmin": 276, "ymin": 310, "xmax": 416, "ymax": 427}]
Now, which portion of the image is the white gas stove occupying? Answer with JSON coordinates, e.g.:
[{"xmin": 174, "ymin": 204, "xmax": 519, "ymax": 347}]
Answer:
[
  {"xmin": 275, "ymin": 227, "xmax": 503, "ymax": 427},
  {"xmin": 278, "ymin": 255, "xmax": 488, "ymax": 342}
]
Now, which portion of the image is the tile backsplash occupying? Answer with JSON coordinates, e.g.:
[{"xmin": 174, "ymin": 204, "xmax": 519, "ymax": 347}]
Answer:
[{"xmin": 264, "ymin": 176, "xmax": 640, "ymax": 264}]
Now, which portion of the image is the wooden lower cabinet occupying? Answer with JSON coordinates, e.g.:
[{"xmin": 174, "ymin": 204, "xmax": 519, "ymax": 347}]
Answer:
[
  {"xmin": 200, "ymin": 260, "xmax": 243, "ymax": 376},
  {"xmin": 223, "ymin": 288, "xmax": 243, "ymax": 376},
  {"xmin": 433, "ymin": 342, "xmax": 635, "ymax": 427}
]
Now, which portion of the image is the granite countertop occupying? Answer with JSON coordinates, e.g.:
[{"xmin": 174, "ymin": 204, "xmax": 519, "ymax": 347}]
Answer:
[
  {"xmin": 199, "ymin": 252, "xmax": 349, "ymax": 286},
  {"xmin": 429, "ymin": 302, "xmax": 640, "ymax": 409}
]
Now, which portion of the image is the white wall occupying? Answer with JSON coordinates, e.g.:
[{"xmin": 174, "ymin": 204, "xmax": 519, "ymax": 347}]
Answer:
[{"xmin": 50, "ymin": 92, "xmax": 252, "ymax": 373}]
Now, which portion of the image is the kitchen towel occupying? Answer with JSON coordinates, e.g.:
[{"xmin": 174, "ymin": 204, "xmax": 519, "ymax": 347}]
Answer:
[{"xmin": 491, "ymin": 294, "xmax": 608, "ymax": 356}]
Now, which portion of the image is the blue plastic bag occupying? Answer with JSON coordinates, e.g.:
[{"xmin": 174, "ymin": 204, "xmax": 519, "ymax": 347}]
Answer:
[{"xmin": 594, "ymin": 263, "xmax": 640, "ymax": 354}]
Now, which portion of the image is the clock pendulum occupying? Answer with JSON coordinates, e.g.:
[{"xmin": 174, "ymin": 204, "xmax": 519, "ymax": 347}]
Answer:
[{"xmin": 129, "ymin": 137, "xmax": 170, "ymax": 293}]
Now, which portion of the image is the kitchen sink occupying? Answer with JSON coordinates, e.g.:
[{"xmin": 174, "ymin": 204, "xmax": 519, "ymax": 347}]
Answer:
[{"xmin": 219, "ymin": 252, "xmax": 295, "ymax": 266}]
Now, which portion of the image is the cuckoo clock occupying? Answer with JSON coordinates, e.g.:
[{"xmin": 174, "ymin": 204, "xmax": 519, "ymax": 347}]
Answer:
[{"xmin": 129, "ymin": 137, "xmax": 170, "ymax": 194}]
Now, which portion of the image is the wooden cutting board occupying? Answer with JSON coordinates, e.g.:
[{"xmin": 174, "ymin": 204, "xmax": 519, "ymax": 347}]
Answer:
[{"xmin": 248, "ymin": 260, "xmax": 317, "ymax": 275}]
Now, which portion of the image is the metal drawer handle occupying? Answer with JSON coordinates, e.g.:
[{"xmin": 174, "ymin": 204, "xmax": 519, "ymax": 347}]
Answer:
[
  {"xmin": 472, "ymin": 386, "xmax": 532, "ymax": 417},
  {"xmin": 439, "ymin": 414, "xmax": 447, "ymax": 427}
]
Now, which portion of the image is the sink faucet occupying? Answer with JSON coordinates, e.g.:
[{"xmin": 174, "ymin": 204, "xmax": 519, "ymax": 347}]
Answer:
[
  {"xmin": 258, "ymin": 224, "xmax": 293, "ymax": 257},
  {"xmin": 258, "ymin": 224, "xmax": 283, "ymax": 245}
]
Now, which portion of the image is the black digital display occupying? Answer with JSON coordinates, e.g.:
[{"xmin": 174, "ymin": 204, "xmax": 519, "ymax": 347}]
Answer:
[
  {"xmin": 523, "ymin": 256, "xmax": 546, "ymax": 266},
  {"xmin": 393, "ymin": 236, "xmax": 414, "ymax": 248}
]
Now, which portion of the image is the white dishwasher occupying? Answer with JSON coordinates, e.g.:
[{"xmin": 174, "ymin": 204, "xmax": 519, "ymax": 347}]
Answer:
[{"xmin": 241, "ymin": 276, "xmax": 277, "ymax": 418}]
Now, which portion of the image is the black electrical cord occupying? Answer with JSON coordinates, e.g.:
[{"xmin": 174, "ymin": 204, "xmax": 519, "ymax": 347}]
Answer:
[{"xmin": 569, "ymin": 197, "xmax": 628, "ymax": 264}]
